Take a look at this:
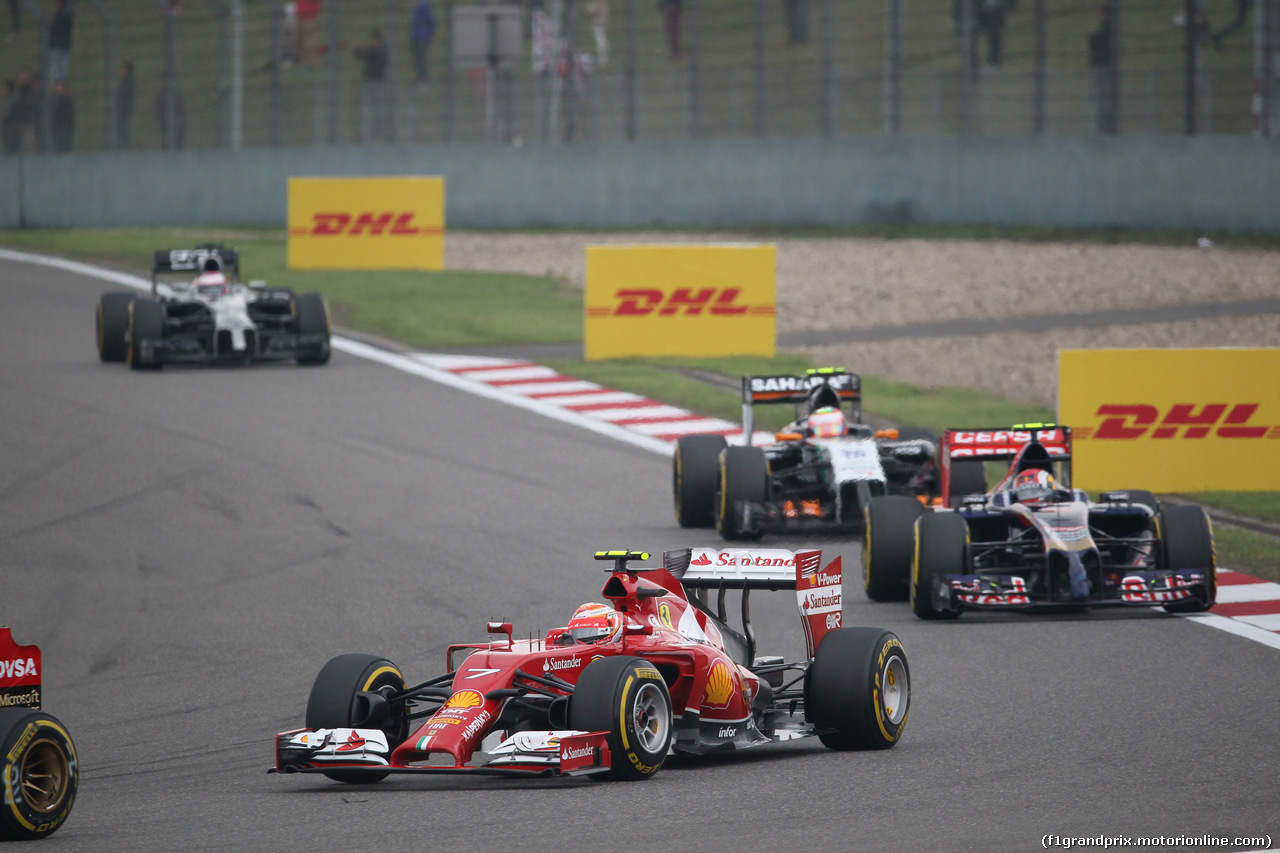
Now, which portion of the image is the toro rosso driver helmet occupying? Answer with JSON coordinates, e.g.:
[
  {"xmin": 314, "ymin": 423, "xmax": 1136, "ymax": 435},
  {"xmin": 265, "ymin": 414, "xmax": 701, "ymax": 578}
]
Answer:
[
  {"xmin": 565, "ymin": 602, "xmax": 623, "ymax": 644},
  {"xmin": 809, "ymin": 406, "xmax": 847, "ymax": 439},
  {"xmin": 1012, "ymin": 469, "xmax": 1057, "ymax": 505}
]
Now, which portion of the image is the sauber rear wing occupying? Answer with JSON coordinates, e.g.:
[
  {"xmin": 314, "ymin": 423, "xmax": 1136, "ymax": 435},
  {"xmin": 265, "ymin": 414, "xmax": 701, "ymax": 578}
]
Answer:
[
  {"xmin": 939, "ymin": 424, "xmax": 1073, "ymax": 507},
  {"xmin": 740, "ymin": 369, "xmax": 861, "ymax": 442},
  {"xmin": 151, "ymin": 245, "xmax": 241, "ymax": 294}
]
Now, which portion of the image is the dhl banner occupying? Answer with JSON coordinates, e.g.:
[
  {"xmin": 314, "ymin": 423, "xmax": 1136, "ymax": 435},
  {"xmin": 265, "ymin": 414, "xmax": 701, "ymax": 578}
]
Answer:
[
  {"xmin": 287, "ymin": 176, "xmax": 444, "ymax": 270},
  {"xmin": 584, "ymin": 244, "xmax": 776, "ymax": 360},
  {"xmin": 1059, "ymin": 348, "xmax": 1280, "ymax": 492}
]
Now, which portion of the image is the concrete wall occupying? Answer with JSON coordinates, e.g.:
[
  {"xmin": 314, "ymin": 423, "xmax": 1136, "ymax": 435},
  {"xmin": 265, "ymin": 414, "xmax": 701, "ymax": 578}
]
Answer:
[{"xmin": 2, "ymin": 136, "xmax": 1277, "ymax": 232}]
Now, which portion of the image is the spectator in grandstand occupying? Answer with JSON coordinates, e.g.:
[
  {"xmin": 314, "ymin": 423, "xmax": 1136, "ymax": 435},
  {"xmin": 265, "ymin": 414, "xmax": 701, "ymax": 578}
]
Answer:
[
  {"xmin": 784, "ymin": 0, "xmax": 809, "ymax": 45},
  {"xmin": 953, "ymin": 0, "xmax": 1012, "ymax": 67},
  {"xmin": 588, "ymin": 0, "xmax": 608, "ymax": 65},
  {"xmin": 17, "ymin": 71, "xmax": 46, "ymax": 152},
  {"xmin": 353, "ymin": 28, "xmax": 390, "ymax": 142},
  {"xmin": 660, "ymin": 0, "xmax": 682, "ymax": 60},
  {"xmin": 1088, "ymin": 4, "xmax": 1117, "ymax": 134},
  {"xmin": 296, "ymin": 0, "xmax": 320, "ymax": 67},
  {"xmin": 47, "ymin": 0, "xmax": 73, "ymax": 82},
  {"xmin": 1212, "ymin": 0, "xmax": 1250, "ymax": 47},
  {"xmin": 116, "ymin": 60, "xmax": 135, "ymax": 147},
  {"xmin": 409, "ymin": 0, "xmax": 435, "ymax": 85},
  {"xmin": 50, "ymin": 80, "xmax": 73, "ymax": 151},
  {"xmin": 154, "ymin": 80, "xmax": 187, "ymax": 149},
  {"xmin": 2, "ymin": 80, "xmax": 21, "ymax": 155}
]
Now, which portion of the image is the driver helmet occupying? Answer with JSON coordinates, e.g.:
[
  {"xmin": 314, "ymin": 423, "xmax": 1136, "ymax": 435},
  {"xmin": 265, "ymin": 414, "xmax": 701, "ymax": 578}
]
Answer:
[
  {"xmin": 194, "ymin": 257, "xmax": 228, "ymax": 297},
  {"xmin": 1012, "ymin": 468, "xmax": 1057, "ymax": 504},
  {"xmin": 809, "ymin": 406, "xmax": 846, "ymax": 439},
  {"xmin": 565, "ymin": 602, "xmax": 623, "ymax": 644}
]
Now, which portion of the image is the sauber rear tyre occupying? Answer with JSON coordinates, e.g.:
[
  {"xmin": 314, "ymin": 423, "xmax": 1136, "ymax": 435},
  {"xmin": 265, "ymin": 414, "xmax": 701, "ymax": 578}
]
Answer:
[
  {"xmin": 569, "ymin": 656, "xmax": 671, "ymax": 782},
  {"xmin": 863, "ymin": 496, "xmax": 926, "ymax": 602},
  {"xmin": 294, "ymin": 293, "xmax": 331, "ymax": 366},
  {"xmin": 1160, "ymin": 505, "xmax": 1217, "ymax": 614},
  {"xmin": 96, "ymin": 292, "xmax": 133, "ymax": 363},
  {"xmin": 911, "ymin": 512, "xmax": 966, "ymax": 620},
  {"xmin": 674, "ymin": 434, "xmax": 728, "ymax": 528},
  {"xmin": 127, "ymin": 299, "xmax": 165, "ymax": 371},
  {"xmin": 806, "ymin": 628, "xmax": 909, "ymax": 750},
  {"xmin": 0, "ymin": 709, "xmax": 78, "ymax": 841},
  {"xmin": 305, "ymin": 654, "xmax": 408, "ymax": 783},
  {"xmin": 948, "ymin": 460, "xmax": 987, "ymax": 503},
  {"xmin": 716, "ymin": 446, "xmax": 768, "ymax": 542}
]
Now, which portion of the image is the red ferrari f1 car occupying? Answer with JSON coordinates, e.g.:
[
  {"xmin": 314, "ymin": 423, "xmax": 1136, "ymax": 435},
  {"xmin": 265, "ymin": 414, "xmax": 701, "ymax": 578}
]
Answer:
[{"xmin": 273, "ymin": 548, "xmax": 910, "ymax": 783}]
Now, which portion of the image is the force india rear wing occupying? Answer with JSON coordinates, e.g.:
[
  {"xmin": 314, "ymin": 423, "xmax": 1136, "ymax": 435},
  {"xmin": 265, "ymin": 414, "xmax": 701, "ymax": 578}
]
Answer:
[
  {"xmin": 151, "ymin": 245, "xmax": 241, "ymax": 293},
  {"xmin": 939, "ymin": 424, "xmax": 1073, "ymax": 507},
  {"xmin": 0, "ymin": 626, "xmax": 42, "ymax": 710},
  {"xmin": 740, "ymin": 369, "xmax": 861, "ymax": 443}
]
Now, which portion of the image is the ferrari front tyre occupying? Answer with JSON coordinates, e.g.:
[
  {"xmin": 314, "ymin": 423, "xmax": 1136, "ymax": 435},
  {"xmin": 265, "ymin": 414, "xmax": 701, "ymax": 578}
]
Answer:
[
  {"xmin": 0, "ymin": 709, "xmax": 78, "ymax": 841},
  {"xmin": 674, "ymin": 434, "xmax": 728, "ymax": 528},
  {"xmin": 569, "ymin": 656, "xmax": 671, "ymax": 782},
  {"xmin": 305, "ymin": 654, "xmax": 408, "ymax": 783},
  {"xmin": 1160, "ymin": 505, "xmax": 1217, "ymax": 614},
  {"xmin": 96, "ymin": 292, "xmax": 133, "ymax": 362},
  {"xmin": 127, "ymin": 299, "xmax": 165, "ymax": 371},
  {"xmin": 948, "ymin": 460, "xmax": 987, "ymax": 503},
  {"xmin": 294, "ymin": 293, "xmax": 331, "ymax": 366},
  {"xmin": 862, "ymin": 496, "xmax": 925, "ymax": 602},
  {"xmin": 806, "ymin": 627, "xmax": 910, "ymax": 750},
  {"xmin": 911, "ymin": 512, "xmax": 966, "ymax": 620},
  {"xmin": 716, "ymin": 446, "xmax": 768, "ymax": 542}
]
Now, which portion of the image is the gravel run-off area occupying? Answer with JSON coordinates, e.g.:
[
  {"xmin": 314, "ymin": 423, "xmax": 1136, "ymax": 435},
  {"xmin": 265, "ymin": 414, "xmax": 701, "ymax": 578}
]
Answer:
[{"xmin": 446, "ymin": 232, "xmax": 1280, "ymax": 408}]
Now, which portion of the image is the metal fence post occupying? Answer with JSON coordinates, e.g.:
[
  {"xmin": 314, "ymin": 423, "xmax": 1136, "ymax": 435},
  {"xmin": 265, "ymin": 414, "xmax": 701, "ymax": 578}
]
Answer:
[
  {"xmin": 231, "ymin": 0, "xmax": 243, "ymax": 149},
  {"xmin": 820, "ymin": 0, "xmax": 834, "ymax": 136},
  {"xmin": 203, "ymin": 0, "xmax": 231, "ymax": 147},
  {"xmin": 83, "ymin": 0, "xmax": 117, "ymax": 150},
  {"xmin": 385, "ymin": 0, "xmax": 399, "ymax": 143},
  {"xmin": 1032, "ymin": 0, "xmax": 1045, "ymax": 134},
  {"xmin": 884, "ymin": 0, "xmax": 902, "ymax": 135},
  {"xmin": 162, "ymin": 2, "xmax": 179, "ymax": 150},
  {"xmin": 960, "ymin": 0, "xmax": 974, "ymax": 134},
  {"xmin": 1184, "ymin": 0, "xmax": 1198, "ymax": 134},
  {"xmin": 624, "ymin": 0, "xmax": 637, "ymax": 140},
  {"xmin": 444, "ymin": 0, "xmax": 455, "ymax": 142},
  {"xmin": 688, "ymin": 0, "xmax": 700, "ymax": 138},
  {"xmin": 327, "ymin": 0, "xmax": 340, "ymax": 144},
  {"xmin": 271, "ymin": 4, "xmax": 284, "ymax": 146},
  {"xmin": 754, "ymin": 0, "xmax": 766, "ymax": 137},
  {"xmin": 18, "ymin": 0, "xmax": 51, "ymax": 151}
]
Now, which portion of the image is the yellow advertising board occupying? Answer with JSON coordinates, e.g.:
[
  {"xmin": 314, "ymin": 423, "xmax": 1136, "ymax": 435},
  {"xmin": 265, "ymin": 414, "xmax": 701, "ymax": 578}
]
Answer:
[
  {"xmin": 287, "ymin": 176, "xmax": 444, "ymax": 270},
  {"xmin": 584, "ymin": 245, "xmax": 776, "ymax": 360},
  {"xmin": 1059, "ymin": 348, "xmax": 1280, "ymax": 492}
]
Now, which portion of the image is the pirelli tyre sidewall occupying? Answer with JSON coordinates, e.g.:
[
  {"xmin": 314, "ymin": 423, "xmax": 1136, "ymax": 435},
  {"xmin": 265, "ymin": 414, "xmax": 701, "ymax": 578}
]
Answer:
[
  {"xmin": 305, "ymin": 654, "xmax": 407, "ymax": 783},
  {"xmin": 127, "ymin": 299, "xmax": 165, "ymax": 371},
  {"xmin": 673, "ymin": 434, "xmax": 728, "ymax": 529},
  {"xmin": 911, "ymin": 511, "xmax": 967, "ymax": 620},
  {"xmin": 96, "ymin": 292, "xmax": 133, "ymax": 363},
  {"xmin": 569, "ymin": 656, "xmax": 671, "ymax": 782},
  {"xmin": 805, "ymin": 627, "xmax": 909, "ymax": 750},
  {"xmin": 716, "ymin": 446, "xmax": 768, "ymax": 542},
  {"xmin": 0, "ymin": 709, "xmax": 78, "ymax": 841},
  {"xmin": 1159, "ymin": 504, "xmax": 1217, "ymax": 614},
  {"xmin": 863, "ymin": 495, "xmax": 926, "ymax": 602},
  {"xmin": 293, "ymin": 293, "xmax": 332, "ymax": 366}
]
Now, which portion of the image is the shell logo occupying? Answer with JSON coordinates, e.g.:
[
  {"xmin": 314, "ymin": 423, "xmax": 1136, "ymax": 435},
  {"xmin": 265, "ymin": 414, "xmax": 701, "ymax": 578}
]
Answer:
[
  {"xmin": 703, "ymin": 661, "xmax": 736, "ymax": 709},
  {"xmin": 444, "ymin": 689, "xmax": 484, "ymax": 710}
]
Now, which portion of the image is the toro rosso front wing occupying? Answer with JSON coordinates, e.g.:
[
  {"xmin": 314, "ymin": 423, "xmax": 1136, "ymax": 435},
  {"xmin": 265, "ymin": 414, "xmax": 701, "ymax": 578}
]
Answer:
[
  {"xmin": 930, "ymin": 567, "xmax": 1214, "ymax": 614},
  {"xmin": 273, "ymin": 728, "xmax": 612, "ymax": 778}
]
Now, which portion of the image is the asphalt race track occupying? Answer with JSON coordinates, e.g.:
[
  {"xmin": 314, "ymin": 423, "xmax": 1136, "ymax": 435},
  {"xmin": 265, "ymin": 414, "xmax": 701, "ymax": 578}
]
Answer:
[{"xmin": 2, "ymin": 257, "xmax": 1277, "ymax": 853}]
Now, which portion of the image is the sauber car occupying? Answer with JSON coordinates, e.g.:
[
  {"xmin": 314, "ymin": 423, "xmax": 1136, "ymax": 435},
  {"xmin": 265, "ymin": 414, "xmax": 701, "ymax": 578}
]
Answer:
[
  {"xmin": 95, "ymin": 244, "xmax": 331, "ymax": 370},
  {"xmin": 0, "ymin": 627, "xmax": 78, "ymax": 841},
  {"xmin": 674, "ymin": 368, "xmax": 977, "ymax": 541},
  {"xmin": 272, "ymin": 548, "xmax": 910, "ymax": 784},
  {"xmin": 861, "ymin": 425, "xmax": 1216, "ymax": 617}
]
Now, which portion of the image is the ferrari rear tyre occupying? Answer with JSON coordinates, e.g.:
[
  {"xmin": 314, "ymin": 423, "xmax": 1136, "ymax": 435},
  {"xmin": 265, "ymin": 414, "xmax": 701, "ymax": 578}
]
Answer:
[
  {"xmin": 674, "ymin": 434, "xmax": 728, "ymax": 528},
  {"xmin": 294, "ymin": 293, "xmax": 331, "ymax": 366},
  {"xmin": 306, "ymin": 654, "xmax": 408, "ymax": 783},
  {"xmin": 97, "ymin": 292, "xmax": 133, "ymax": 362},
  {"xmin": 569, "ymin": 656, "xmax": 671, "ymax": 781},
  {"xmin": 911, "ymin": 512, "xmax": 967, "ymax": 620},
  {"xmin": 0, "ymin": 709, "xmax": 78, "ymax": 841},
  {"xmin": 716, "ymin": 446, "xmax": 768, "ymax": 542},
  {"xmin": 948, "ymin": 460, "xmax": 987, "ymax": 503},
  {"xmin": 1160, "ymin": 505, "xmax": 1217, "ymax": 614},
  {"xmin": 127, "ymin": 299, "xmax": 165, "ymax": 371},
  {"xmin": 806, "ymin": 628, "xmax": 910, "ymax": 750},
  {"xmin": 863, "ymin": 496, "xmax": 925, "ymax": 602}
]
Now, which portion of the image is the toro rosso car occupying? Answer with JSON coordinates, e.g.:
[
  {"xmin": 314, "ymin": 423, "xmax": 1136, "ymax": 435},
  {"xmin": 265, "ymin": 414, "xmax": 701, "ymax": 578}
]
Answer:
[
  {"xmin": 861, "ymin": 424, "xmax": 1216, "ymax": 618},
  {"xmin": 95, "ymin": 244, "xmax": 331, "ymax": 370},
  {"xmin": 0, "ymin": 626, "xmax": 78, "ymax": 841},
  {"xmin": 674, "ymin": 368, "xmax": 958, "ymax": 541},
  {"xmin": 272, "ymin": 548, "xmax": 910, "ymax": 784}
]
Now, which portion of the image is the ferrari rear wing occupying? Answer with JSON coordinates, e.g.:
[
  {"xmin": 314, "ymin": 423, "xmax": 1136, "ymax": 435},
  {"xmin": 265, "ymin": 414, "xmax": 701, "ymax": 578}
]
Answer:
[
  {"xmin": 740, "ymin": 368, "xmax": 861, "ymax": 441},
  {"xmin": 939, "ymin": 424, "xmax": 1073, "ymax": 506},
  {"xmin": 151, "ymin": 245, "xmax": 241, "ymax": 294}
]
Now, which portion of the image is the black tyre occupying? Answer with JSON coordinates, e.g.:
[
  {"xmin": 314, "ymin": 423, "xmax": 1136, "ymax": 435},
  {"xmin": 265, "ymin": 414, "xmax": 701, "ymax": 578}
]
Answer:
[
  {"xmin": 806, "ymin": 627, "xmax": 910, "ymax": 750},
  {"xmin": 305, "ymin": 654, "xmax": 408, "ymax": 783},
  {"xmin": 1160, "ymin": 505, "xmax": 1217, "ymax": 614},
  {"xmin": 96, "ymin": 292, "xmax": 133, "ymax": 362},
  {"xmin": 863, "ymin": 496, "xmax": 925, "ymax": 602},
  {"xmin": 127, "ymin": 299, "xmax": 165, "ymax": 371},
  {"xmin": 294, "ymin": 293, "xmax": 331, "ymax": 366},
  {"xmin": 0, "ymin": 709, "xmax": 78, "ymax": 841},
  {"xmin": 911, "ymin": 512, "xmax": 967, "ymax": 620},
  {"xmin": 568, "ymin": 656, "xmax": 671, "ymax": 781},
  {"xmin": 674, "ymin": 434, "xmax": 728, "ymax": 528},
  {"xmin": 1118, "ymin": 489, "xmax": 1159, "ymax": 513},
  {"xmin": 948, "ymin": 460, "xmax": 987, "ymax": 503},
  {"xmin": 716, "ymin": 446, "xmax": 768, "ymax": 541}
]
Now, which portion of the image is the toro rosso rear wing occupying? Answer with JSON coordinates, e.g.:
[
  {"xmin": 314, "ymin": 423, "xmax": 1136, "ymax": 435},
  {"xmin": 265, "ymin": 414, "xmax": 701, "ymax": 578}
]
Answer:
[
  {"xmin": 940, "ymin": 424, "xmax": 1072, "ymax": 507},
  {"xmin": 740, "ymin": 368, "xmax": 861, "ymax": 442},
  {"xmin": 151, "ymin": 245, "xmax": 241, "ymax": 294}
]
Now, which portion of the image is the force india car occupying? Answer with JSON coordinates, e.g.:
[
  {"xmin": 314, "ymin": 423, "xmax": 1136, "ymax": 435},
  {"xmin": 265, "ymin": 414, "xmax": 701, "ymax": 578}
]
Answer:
[
  {"xmin": 272, "ymin": 548, "xmax": 910, "ymax": 784},
  {"xmin": 0, "ymin": 627, "xmax": 78, "ymax": 841},
  {"xmin": 674, "ymin": 368, "xmax": 980, "ymax": 541},
  {"xmin": 95, "ymin": 244, "xmax": 331, "ymax": 370},
  {"xmin": 860, "ymin": 425, "xmax": 1216, "ymax": 618}
]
